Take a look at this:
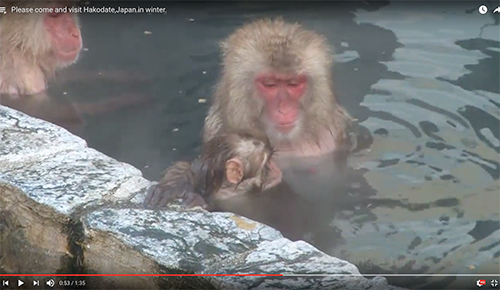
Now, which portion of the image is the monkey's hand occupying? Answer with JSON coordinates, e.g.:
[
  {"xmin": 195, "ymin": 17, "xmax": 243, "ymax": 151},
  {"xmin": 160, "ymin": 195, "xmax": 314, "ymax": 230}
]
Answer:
[
  {"xmin": 182, "ymin": 192, "xmax": 208, "ymax": 208},
  {"xmin": 144, "ymin": 182, "xmax": 208, "ymax": 209},
  {"xmin": 262, "ymin": 160, "xmax": 283, "ymax": 191},
  {"xmin": 143, "ymin": 161, "xmax": 208, "ymax": 209}
]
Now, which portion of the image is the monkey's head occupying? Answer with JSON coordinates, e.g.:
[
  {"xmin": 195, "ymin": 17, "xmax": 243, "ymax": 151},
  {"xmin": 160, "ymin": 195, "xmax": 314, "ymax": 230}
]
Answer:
[
  {"xmin": 201, "ymin": 131, "xmax": 275, "ymax": 194},
  {"xmin": 218, "ymin": 17, "xmax": 352, "ymax": 146},
  {"xmin": 0, "ymin": 0, "xmax": 82, "ymax": 73}
]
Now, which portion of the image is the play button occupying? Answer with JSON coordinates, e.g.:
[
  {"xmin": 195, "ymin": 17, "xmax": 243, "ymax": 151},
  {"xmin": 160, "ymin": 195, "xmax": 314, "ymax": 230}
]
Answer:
[{"xmin": 18, "ymin": 279, "xmax": 24, "ymax": 287}]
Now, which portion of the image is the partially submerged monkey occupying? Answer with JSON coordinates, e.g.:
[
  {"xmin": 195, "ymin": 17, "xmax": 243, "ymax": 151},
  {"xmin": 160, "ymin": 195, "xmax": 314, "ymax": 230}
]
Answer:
[
  {"xmin": 145, "ymin": 131, "xmax": 282, "ymax": 210},
  {"xmin": 145, "ymin": 17, "xmax": 359, "ymax": 209},
  {"xmin": 0, "ymin": 1, "xmax": 154, "ymax": 136},
  {"xmin": 0, "ymin": 0, "xmax": 83, "ymax": 95}
]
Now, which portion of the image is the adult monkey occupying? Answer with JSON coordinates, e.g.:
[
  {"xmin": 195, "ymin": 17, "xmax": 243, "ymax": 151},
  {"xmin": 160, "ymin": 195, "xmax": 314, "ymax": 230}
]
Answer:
[
  {"xmin": 0, "ymin": 0, "xmax": 83, "ymax": 95},
  {"xmin": 0, "ymin": 0, "xmax": 152, "ymax": 134},
  {"xmin": 145, "ymin": 17, "xmax": 355, "ymax": 208}
]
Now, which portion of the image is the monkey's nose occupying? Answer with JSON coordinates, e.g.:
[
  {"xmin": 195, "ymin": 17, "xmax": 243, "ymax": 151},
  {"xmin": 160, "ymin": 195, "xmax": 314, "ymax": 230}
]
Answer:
[{"xmin": 278, "ymin": 107, "xmax": 291, "ymax": 115}]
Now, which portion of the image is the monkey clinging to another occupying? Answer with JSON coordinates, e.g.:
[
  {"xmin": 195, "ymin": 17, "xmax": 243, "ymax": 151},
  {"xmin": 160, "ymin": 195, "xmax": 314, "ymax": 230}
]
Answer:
[{"xmin": 145, "ymin": 131, "xmax": 282, "ymax": 210}]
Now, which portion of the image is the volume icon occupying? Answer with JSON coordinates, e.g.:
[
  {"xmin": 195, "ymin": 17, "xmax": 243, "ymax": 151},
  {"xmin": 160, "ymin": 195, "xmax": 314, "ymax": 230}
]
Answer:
[
  {"xmin": 46, "ymin": 279, "xmax": 55, "ymax": 287},
  {"xmin": 0, "ymin": 7, "xmax": 6, "ymax": 14}
]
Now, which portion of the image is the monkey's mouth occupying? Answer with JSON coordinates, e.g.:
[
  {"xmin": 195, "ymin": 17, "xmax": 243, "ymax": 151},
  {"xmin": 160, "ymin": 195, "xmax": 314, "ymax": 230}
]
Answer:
[
  {"xmin": 57, "ymin": 49, "xmax": 81, "ymax": 63},
  {"xmin": 276, "ymin": 122, "xmax": 296, "ymax": 133}
]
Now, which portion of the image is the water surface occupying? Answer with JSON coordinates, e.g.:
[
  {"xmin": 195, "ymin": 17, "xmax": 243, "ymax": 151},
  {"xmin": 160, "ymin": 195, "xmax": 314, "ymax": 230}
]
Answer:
[{"xmin": 46, "ymin": 1, "xmax": 499, "ymax": 288}]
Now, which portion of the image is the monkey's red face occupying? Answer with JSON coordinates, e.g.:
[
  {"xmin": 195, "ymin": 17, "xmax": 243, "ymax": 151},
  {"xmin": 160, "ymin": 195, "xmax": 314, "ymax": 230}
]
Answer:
[
  {"xmin": 255, "ymin": 73, "xmax": 307, "ymax": 134},
  {"xmin": 44, "ymin": 10, "xmax": 82, "ymax": 64}
]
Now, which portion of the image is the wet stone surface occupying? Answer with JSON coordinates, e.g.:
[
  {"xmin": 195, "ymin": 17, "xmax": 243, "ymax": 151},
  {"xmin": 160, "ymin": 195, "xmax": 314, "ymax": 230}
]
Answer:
[{"xmin": 0, "ymin": 105, "xmax": 403, "ymax": 289}]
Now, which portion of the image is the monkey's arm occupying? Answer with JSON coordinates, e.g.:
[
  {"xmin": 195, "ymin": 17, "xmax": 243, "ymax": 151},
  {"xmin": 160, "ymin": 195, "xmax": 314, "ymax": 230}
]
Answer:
[
  {"xmin": 261, "ymin": 159, "xmax": 283, "ymax": 191},
  {"xmin": 144, "ymin": 160, "xmax": 208, "ymax": 209}
]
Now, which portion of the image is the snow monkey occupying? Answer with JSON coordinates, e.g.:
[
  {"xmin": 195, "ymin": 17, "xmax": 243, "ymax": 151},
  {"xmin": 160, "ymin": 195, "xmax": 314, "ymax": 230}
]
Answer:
[
  {"xmin": 145, "ymin": 131, "xmax": 282, "ymax": 210},
  {"xmin": 145, "ymin": 17, "xmax": 353, "ymax": 209}
]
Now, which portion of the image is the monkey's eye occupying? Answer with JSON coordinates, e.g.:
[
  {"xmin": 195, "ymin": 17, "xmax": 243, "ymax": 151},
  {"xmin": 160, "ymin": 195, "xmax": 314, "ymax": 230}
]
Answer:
[
  {"xmin": 287, "ymin": 77, "xmax": 307, "ymax": 92},
  {"xmin": 263, "ymin": 82, "xmax": 276, "ymax": 88},
  {"xmin": 260, "ymin": 77, "xmax": 277, "ymax": 87}
]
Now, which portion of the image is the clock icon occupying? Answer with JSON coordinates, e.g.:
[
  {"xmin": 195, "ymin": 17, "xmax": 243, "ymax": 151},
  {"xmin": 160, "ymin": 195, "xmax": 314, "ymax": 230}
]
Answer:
[{"xmin": 479, "ymin": 5, "xmax": 488, "ymax": 15}]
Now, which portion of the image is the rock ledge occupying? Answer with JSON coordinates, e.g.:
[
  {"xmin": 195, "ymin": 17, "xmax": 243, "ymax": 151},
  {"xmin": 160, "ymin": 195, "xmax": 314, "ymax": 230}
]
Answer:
[{"xmin": 0, "ymin": 105, "xmax": 403, "ymax": 289}]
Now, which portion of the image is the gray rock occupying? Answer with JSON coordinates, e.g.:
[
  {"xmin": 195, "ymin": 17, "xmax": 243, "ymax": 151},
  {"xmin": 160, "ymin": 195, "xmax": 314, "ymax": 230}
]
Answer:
[{"xmin": 0, "ymin": 105, "xmax": 404, "ymax": 289}]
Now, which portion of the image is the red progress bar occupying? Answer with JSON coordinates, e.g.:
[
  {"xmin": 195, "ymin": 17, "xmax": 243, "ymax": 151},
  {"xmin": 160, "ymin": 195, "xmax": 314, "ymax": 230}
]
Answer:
[{"xmin": 1, "ymin": 274, "xmax": 283, "ymax": 277}]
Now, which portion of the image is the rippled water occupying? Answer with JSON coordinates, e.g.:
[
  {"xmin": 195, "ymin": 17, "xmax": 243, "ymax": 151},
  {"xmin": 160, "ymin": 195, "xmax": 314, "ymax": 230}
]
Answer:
[
  {"xmin": 44, "ymin": 1, "xmax": 499, "ymax": 288},
  {"xmin": 327, "ymin": 3, "xmax": 500, "ymax": 286}
]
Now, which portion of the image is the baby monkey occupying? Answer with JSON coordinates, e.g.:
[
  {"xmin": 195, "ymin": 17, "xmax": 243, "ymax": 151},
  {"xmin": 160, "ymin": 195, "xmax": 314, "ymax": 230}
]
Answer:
[{"xmin": 145, "ymin": 131, "xmax": 282, "ymax": 210}]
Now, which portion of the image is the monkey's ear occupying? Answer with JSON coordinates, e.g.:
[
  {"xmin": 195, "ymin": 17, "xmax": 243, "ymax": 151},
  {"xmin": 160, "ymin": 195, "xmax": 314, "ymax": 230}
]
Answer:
[
  {"xmin": 225, "ymin": 158, "xmax": 244, "ymax": 184},
  {"xmin": 220, "ymin": 41, "xmax": 229, "ymax": 54}
]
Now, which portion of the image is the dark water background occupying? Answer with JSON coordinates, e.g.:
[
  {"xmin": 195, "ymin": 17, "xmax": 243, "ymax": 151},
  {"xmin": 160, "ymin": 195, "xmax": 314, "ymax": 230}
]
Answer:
[{"xmin": 42, "ymin": 1, "xmax": 500, "ymax": 288}]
